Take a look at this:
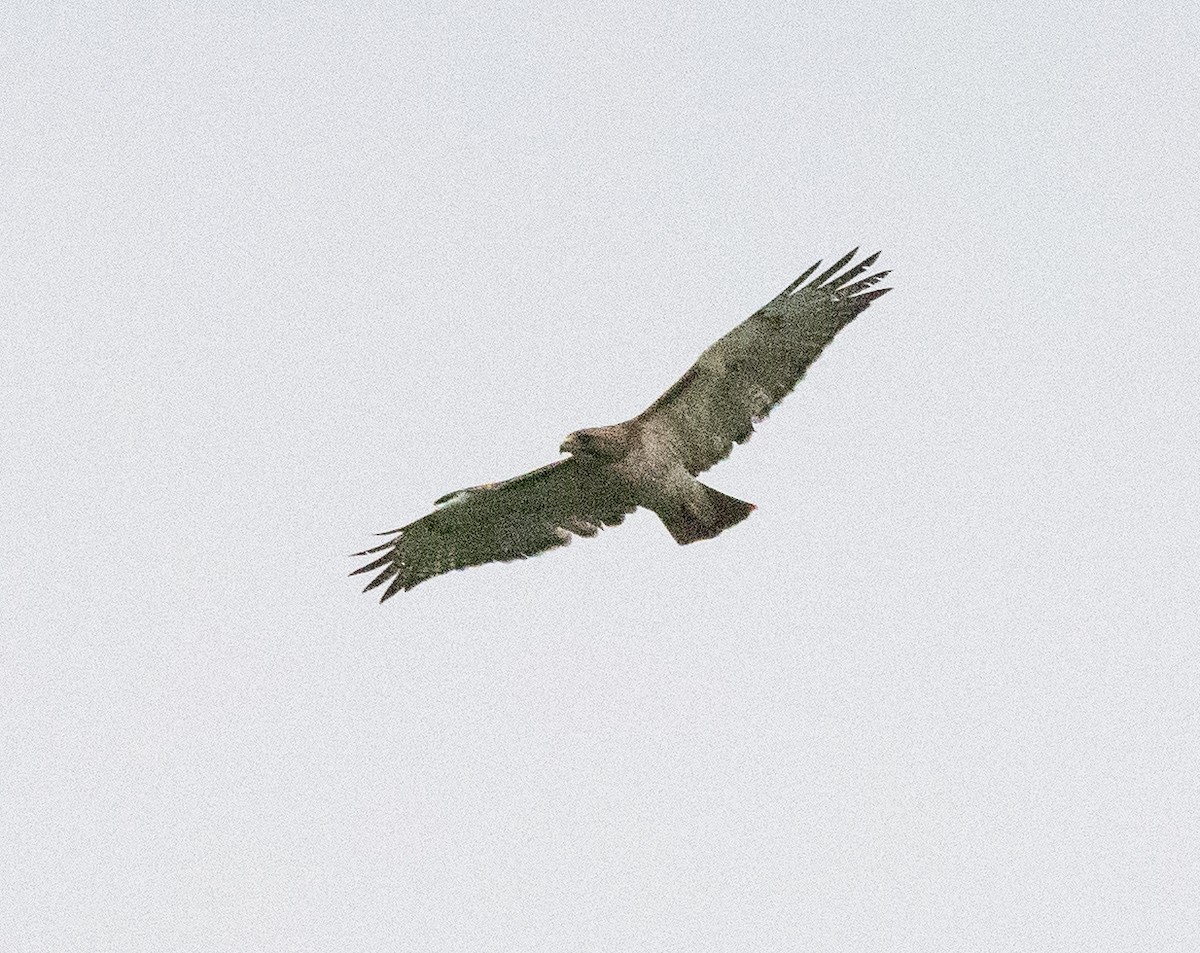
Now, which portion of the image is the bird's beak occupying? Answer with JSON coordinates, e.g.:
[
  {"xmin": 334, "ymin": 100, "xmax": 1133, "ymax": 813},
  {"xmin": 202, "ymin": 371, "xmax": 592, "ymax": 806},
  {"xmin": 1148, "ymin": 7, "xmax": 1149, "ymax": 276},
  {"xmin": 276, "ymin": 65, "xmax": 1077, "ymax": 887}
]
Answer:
[{"xmin": 559, "ymin": 437, "xmax": 577, "ymax": 455}]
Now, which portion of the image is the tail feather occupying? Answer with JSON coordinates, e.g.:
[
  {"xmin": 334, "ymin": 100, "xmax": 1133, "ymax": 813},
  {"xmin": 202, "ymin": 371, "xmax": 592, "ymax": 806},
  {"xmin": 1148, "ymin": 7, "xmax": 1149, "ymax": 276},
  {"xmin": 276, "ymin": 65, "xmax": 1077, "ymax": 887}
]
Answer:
[{"xmin": 661, "ymin": 484, "xmax": 755, "ymax": 545}]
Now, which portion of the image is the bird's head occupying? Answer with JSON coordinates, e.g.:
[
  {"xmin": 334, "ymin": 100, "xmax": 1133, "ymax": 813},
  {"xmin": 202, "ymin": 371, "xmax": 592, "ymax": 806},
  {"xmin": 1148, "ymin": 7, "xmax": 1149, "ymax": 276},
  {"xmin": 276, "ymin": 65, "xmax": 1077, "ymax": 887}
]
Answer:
[{"xmin": 560, "ymin": 427, "xmax": 625, "ymax": 461}]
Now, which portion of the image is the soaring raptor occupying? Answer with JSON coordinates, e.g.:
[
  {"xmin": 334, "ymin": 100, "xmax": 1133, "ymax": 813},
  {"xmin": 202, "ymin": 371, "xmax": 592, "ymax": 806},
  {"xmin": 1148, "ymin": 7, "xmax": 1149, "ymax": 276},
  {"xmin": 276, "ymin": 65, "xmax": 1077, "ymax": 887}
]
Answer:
[{"xmin": 354, "ymin": 249, "xmax": 889, "ymax": 598}]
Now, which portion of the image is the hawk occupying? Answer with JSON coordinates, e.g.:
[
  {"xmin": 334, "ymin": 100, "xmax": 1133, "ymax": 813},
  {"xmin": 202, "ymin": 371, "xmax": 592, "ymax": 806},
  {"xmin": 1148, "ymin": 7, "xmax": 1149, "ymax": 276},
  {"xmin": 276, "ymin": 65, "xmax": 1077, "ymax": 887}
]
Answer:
[{"xmin": 353, "ymin": 248, "xmax": 889, "ymax": 598}]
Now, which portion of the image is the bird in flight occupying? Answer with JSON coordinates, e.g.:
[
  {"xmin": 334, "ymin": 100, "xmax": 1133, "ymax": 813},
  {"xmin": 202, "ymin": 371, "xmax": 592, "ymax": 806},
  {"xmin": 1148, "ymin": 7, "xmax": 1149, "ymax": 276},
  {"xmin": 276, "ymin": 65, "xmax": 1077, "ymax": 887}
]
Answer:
[{"xmin": 353, "ymin": 248, "xmax": 889, "ymax": 598}]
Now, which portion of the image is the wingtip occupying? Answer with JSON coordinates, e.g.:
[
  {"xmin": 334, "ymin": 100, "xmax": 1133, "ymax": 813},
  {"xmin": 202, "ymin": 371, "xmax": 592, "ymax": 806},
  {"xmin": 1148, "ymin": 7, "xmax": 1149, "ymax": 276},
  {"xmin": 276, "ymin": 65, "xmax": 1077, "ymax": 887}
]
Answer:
[
  {"xmin": 361, "ymin": 564, "xmax": 397, "ymax": 592},
  {"xmin": 814, "ymin": 248, "xmax": 860, "ymax": 287},
  {"xmin": 838, "ymin": 269, "xmax": 891, "ymax": 299},
  {"xmin": 780, "ymin": 259, "xmax": 823, "ymax": 296},
  {"xmin": 380, "ymin": 574, "xmax": 408, "ymax": 601},
  {"xmin": 350, "ymin": 552, "xmax": 393, "ymax": 576}
]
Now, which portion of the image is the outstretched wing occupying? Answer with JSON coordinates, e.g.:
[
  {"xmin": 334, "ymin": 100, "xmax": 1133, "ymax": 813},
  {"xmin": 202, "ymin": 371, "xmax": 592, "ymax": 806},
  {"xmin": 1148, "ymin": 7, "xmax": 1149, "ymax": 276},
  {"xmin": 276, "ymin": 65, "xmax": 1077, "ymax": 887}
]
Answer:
[
  {"xmin": 351, "ymin": 458, "xmax": 636, "ymax": 598},
  {"xmin": 637, "ymin": 249, "xmax": 890, "ymax": 475}
]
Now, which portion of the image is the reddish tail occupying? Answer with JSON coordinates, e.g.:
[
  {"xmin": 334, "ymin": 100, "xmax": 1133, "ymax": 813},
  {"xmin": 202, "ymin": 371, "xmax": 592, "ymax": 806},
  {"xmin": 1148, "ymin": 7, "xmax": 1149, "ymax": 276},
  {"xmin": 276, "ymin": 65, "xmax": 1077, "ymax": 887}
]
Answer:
[{"xmin": 660, "ymin": 484, "xmax": 755, "ymax": 545}]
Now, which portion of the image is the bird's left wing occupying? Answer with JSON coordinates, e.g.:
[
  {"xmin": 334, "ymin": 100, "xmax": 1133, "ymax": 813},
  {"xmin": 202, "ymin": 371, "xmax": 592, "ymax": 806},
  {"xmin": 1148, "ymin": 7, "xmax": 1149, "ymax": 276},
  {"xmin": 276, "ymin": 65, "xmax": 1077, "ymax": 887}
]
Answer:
[
  {"xmin": 352, "ymin": 458, "xmax": 636, "ymax": 598},
  {"xmin": 636, "ymin": 249, "xmax": 890, "ymax": 475}
]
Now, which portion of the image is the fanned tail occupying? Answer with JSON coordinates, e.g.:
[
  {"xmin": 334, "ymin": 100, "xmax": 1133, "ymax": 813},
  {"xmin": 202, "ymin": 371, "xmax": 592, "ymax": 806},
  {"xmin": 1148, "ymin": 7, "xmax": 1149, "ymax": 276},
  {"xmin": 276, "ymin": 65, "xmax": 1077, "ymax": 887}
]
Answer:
[{"xmin": 660, "ymin": 484, "xmax": 755, "ymax": 545}]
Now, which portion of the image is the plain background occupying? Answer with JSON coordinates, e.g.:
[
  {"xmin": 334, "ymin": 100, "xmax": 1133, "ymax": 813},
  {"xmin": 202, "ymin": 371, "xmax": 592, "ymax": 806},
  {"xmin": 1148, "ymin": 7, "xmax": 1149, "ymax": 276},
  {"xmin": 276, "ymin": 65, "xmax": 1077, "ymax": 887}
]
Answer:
[{"xmin": 3, "ymin": 2, "xmax": 1197, "ymax": 950}]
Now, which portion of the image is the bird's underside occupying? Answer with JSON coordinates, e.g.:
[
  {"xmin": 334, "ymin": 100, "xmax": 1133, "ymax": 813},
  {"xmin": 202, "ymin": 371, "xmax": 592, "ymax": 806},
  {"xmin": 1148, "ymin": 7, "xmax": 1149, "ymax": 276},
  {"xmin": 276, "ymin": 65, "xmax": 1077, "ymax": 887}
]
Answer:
[{"xmin": 353, "ymin": 248, "xmax": 890, "ymax": 598}]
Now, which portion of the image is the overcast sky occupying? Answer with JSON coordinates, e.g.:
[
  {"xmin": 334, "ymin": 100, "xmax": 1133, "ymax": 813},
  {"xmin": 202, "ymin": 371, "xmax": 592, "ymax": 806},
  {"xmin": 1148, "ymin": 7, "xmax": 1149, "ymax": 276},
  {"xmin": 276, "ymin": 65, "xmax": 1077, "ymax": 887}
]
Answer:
[{"xmin": 3, "ymin": 2, "xmax": 1197, "ymax": 951}]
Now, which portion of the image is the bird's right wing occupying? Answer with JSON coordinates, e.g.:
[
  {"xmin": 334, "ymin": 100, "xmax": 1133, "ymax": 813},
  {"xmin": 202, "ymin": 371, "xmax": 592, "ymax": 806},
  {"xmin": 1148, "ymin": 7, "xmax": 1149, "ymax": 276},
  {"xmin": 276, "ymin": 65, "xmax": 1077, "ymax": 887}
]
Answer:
[
  {"xmin": 636, "ymin": 249, "xmax": 890, "ymax": 475},
  {"xmin": 352, "ymin": 457, "xmax": 636, "ymax": 598}
]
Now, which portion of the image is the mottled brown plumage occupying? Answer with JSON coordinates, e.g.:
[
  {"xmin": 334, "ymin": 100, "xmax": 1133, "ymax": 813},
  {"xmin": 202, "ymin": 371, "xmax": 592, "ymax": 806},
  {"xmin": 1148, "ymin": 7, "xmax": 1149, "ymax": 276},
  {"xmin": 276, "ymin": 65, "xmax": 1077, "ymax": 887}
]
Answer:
[{"xmin": 353, "ymin": 249, "xmax": 889, "ymax": 597}]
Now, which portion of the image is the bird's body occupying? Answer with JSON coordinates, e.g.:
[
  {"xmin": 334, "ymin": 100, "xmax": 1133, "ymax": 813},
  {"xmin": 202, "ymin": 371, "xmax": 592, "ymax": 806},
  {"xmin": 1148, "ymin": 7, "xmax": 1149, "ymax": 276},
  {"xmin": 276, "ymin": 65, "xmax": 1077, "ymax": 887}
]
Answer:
[
  {"xmin": 354, "ymin": 249, "xmax": 890, "ymax": 598},
  {"xmin": 562, "ymin": 421, "xmax": 754, "ymax": 545}
]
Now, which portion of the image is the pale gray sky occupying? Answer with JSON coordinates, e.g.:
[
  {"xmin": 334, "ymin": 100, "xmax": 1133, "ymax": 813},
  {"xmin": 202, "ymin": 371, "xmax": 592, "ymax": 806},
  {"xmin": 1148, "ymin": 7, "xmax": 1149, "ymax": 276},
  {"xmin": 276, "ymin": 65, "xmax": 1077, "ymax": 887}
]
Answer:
[{"xmin": 2, "ymin": 2, "xmax": 1197, "ymax": 951}]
